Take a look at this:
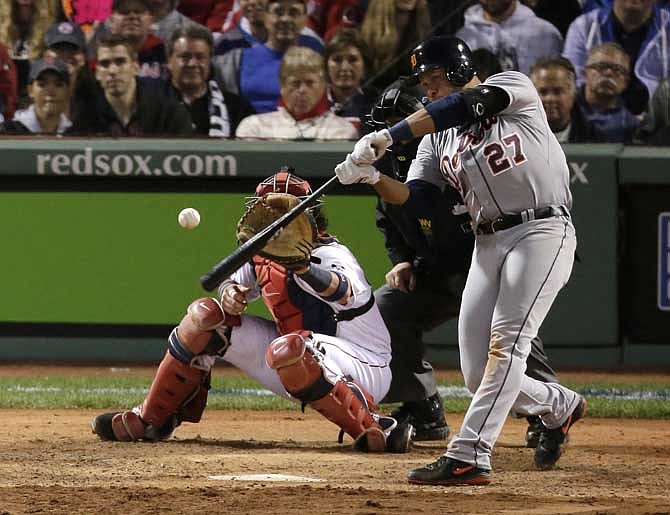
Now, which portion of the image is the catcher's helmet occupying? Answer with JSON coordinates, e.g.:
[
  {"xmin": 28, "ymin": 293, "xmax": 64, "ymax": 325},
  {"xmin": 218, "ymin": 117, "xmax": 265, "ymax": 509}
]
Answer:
[
  {"xmin": 409, "ymin": 36, "xmax": 476, "ymax": 87},
  {"xmin": 368, "ymin": 80, "xmax": 427, "ymax": 130},
  {"xmin": 255, "ymin": 166, "xmax": 313, "ymax": 198},
  {"xmin": 253, "ymin": 166, "xmax": 328, "ymax": 232}
]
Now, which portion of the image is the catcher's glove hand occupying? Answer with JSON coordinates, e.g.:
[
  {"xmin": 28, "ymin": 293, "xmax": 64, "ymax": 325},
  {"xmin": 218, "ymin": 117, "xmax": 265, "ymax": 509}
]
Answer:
[{"xmin": 236, "ymin": 192, "xmax": 317, "ymax": 268}]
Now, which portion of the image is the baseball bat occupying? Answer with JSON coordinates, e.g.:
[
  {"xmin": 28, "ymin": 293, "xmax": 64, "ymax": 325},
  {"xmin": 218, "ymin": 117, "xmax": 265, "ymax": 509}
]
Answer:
[{"xmin": 200, "ymin": 175, "xmax": 340, "ymax": 291}]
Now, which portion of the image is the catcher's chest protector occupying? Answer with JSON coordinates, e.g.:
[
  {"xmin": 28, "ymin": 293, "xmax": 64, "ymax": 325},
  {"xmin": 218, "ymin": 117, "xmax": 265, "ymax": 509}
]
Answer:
[
  {"xmin": 253, "ymin": 258, "xmax": 309, "ymax": 334},
  {"xmin": 253, "ymin": 258, "xmax": 338, "ymax": 335}
]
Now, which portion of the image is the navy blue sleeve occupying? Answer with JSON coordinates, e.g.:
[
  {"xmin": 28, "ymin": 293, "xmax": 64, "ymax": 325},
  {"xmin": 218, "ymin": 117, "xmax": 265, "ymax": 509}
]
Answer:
[
  {"xmin": 424, "ymin": 92, "xmax": 470, "ymax": 132},
  {"xmin": 375, "ymin": 199, "xmax": 415, "ymax": 266},
  {"xmin": 425, "ymin": 86, "xmax": 511, "ymax": 132},
  {"xmin": 403, "ymin": 179, "xmax": 444, "ymax": 218}
]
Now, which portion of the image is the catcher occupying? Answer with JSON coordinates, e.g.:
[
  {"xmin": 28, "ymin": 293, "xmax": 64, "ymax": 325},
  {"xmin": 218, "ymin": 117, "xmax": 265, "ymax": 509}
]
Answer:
[{"xmin": 91, "ymin": 168, "xmax": 412, "ymax": 453}]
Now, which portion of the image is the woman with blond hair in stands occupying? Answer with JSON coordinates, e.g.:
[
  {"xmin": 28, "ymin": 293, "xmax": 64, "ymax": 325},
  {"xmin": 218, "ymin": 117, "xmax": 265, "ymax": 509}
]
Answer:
[
  {"xmin": 236, "ymin": 46, "xmax": 357, "ymax": 140},
  {"xmin": 359, "ymin": 0, "xmax": 431, "ymax": 90},
  {"xmin": 0, "ymin": 0, "xmax": 58, "ymax": 108}
]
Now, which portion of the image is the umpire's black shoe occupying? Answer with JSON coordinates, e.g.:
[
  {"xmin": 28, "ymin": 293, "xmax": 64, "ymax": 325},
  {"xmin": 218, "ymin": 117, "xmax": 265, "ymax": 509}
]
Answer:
[
  {"xmin": 408, "ymin": 456, "xmax": 492, "ymax": 486},
  {"xmin": 534, "ymin": 397, "xmax": 587, "ymax": 470},
  {"xmin": 391, "ymin": 393, "xmax": 450, "ymax": 441},
  {"xmin": 525, "ymin": 415, "xmax": 544, "ymax": 448}
]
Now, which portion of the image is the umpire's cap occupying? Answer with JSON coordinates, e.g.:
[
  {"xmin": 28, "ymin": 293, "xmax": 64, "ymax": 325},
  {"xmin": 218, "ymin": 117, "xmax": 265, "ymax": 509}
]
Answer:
[{"xmin": 409, "ymin": 36, "xmax": 476, "ymax": 87}]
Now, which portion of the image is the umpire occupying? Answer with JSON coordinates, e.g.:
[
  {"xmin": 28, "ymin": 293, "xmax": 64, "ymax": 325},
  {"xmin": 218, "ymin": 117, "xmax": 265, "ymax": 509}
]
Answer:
[{"xmin": 371, "ymin": 79, "xmax": 560, "ymax": 445}]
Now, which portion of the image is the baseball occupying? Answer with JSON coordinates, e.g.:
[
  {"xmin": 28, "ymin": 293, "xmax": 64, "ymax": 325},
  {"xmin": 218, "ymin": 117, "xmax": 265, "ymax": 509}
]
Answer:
[{"xmin": 178, "ymin": 207, "xmax": 201, "ymax": 229}]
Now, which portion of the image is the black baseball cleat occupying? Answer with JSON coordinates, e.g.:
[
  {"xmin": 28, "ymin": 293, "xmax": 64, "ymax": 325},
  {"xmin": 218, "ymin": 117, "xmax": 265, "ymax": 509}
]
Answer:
[
  {"xmin": 391, "ymin": 393, "xmax": 450, "ymax": 441},
  {"xmin": 91, "ymin": 411, "xmax": 179, "ymax": 442},
  {"xmin": 91, "ymin": 412, "xmax": 121, "ymax": 441},
  {"xmin": 386, "ymin": 419, "xmax": 414, "ymax": 453},
  {"xmin": 408, "ymin": 456, "xmax": 492, "ymax": 486},
  {"xmin": 525, "ymin": 415, "xmax": 545, "ymax": 448},
  {"xmin": 535, "ymin": 397, "xmax": 587, "ymax": 470}
]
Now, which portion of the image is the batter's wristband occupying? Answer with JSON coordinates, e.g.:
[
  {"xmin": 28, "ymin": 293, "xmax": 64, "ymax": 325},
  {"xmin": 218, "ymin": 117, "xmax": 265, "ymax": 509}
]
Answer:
[{"xmin": 388, "ymin": 120, "xmax": 412, "ymax": 143}]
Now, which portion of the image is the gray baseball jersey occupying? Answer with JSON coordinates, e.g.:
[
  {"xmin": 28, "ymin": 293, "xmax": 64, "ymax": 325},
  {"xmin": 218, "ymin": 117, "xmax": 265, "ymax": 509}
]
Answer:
[
  {"xmin": 407, "ymin": 71, "xmax": 572, "ymax": 224},
  {"xmin": 405, "ymin": 70, "xmax": 583, "ymax": 470}
]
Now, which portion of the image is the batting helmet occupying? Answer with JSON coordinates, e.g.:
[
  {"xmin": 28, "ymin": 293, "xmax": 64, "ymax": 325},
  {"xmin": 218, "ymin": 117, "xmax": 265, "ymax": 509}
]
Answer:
[
  {"xmin": 409, "ymin": 36, "xmax": 476, "ymax": 87},
  {"xmin": 368, "ymin": 79, "xmax": 428, "ymax": 130}
]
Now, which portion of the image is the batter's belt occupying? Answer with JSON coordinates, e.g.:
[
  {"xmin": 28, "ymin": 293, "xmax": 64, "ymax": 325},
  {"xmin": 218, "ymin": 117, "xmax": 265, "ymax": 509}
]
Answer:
[{"xmin": 475, "ymin": 206, "xmax": 570, "ymax": 235}]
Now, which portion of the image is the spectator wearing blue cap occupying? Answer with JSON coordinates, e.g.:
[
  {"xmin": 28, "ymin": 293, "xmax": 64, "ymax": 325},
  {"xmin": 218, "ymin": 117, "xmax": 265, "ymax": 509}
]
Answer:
[
  {"xmin": 43, "ymin": 21, "xmax": 100, "ymax": 121},
  {"xmin": 0, "ymin": 58, "xmax": 72, "ymax": 134}
]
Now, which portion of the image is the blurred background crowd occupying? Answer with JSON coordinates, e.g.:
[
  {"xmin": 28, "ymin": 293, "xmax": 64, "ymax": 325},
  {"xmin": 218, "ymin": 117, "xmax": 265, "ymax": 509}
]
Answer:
[{"xmin": 0, "ymin": 0, "xmax": 669, "ymax": 145}]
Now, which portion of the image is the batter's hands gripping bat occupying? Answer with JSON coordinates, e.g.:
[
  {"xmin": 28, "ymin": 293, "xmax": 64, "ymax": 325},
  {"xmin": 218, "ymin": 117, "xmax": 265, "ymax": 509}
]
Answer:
[{"xmin": 200, "ymin": 175, "xmax": 340, "ymax": 291}]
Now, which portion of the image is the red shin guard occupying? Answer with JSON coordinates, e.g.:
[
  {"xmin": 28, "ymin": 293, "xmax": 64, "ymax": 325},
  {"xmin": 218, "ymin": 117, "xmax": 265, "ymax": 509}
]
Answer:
[
  {"xmin": 266, "ymin": 331, "xmax": 386, "ymax": 451},
  {"xmin": 310, "ymin": 381, "xmax": 387, "ymax": 452},
  {"xmin": 140, "ymin": 350, "xmax": 207, "ymax": 429}
]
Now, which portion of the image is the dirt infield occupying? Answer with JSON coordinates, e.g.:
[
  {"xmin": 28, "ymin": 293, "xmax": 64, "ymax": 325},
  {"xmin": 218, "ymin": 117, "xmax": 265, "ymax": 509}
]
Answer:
[{"xmin": 1, "ymin": 366, "xmax": 669, "ymax": 515}]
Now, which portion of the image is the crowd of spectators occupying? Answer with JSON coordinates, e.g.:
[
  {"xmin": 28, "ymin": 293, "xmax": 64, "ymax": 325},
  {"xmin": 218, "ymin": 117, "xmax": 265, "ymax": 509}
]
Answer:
[{"xmin": 0, "ymin": 0, "xmax": 669, "ymax": 144}]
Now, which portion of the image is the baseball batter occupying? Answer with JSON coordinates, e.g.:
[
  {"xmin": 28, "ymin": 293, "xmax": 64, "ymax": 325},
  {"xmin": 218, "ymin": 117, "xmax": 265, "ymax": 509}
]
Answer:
[
  {"xmin": 91, "ymin": 170, "xmax": 411, "ymax": 453},
  {"xmin": 335, "ymin": 36, "xmax": 586, "ymax": 485}
]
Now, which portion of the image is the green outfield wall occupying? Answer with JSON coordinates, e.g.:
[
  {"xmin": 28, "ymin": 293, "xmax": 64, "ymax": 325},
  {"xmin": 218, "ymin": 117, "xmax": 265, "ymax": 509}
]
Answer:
[{"xmin": 0, "ymin": 139, "xmax": 667, "ymax": 368}]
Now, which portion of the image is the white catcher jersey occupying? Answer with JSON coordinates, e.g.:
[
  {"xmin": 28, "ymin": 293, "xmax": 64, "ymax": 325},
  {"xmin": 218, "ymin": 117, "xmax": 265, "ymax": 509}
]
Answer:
[
  {"xmin": 228, "ymin": 241, "xmax": 392, "ymax": 359},
  {"xmin": 407, "ymin": 71, "xmax": 572, "ymax": 224}
]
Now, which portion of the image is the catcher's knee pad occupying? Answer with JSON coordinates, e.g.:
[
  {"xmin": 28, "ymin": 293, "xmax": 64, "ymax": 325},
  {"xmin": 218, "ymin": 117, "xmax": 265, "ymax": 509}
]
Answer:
[
  {"xmin": 265, "ymin": 332, "xmax": 394, "ymax": 452},
  {"xmin": 177, "ymin": 297, "xmax": 233, "ymax": 355},
  {"xmin": 265, "ymin": 331, "xmax": 330, "ymax": 397}
]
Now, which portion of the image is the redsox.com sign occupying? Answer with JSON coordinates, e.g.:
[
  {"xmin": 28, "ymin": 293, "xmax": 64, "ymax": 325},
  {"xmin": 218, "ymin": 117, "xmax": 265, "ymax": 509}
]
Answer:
[{"xmin": 659, "ymin": 213, "xmax": 670, "ymax": 311}]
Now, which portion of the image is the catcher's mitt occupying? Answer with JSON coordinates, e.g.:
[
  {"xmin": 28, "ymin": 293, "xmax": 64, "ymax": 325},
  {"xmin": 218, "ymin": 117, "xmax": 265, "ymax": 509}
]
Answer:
[{"xmin": 236, "ymin": 192, "xmax": 317, "ymax": 266}]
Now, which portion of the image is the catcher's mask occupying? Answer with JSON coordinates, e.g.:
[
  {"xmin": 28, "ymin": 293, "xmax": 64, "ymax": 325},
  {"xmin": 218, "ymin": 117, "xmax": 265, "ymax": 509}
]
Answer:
[
  {"xmin": 248, "ymin": 166, "xmax": 327, "ymax": 229},
  {"xmin": 251, "ymin": 167, "xmax": 315, "ymax": 200}
]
